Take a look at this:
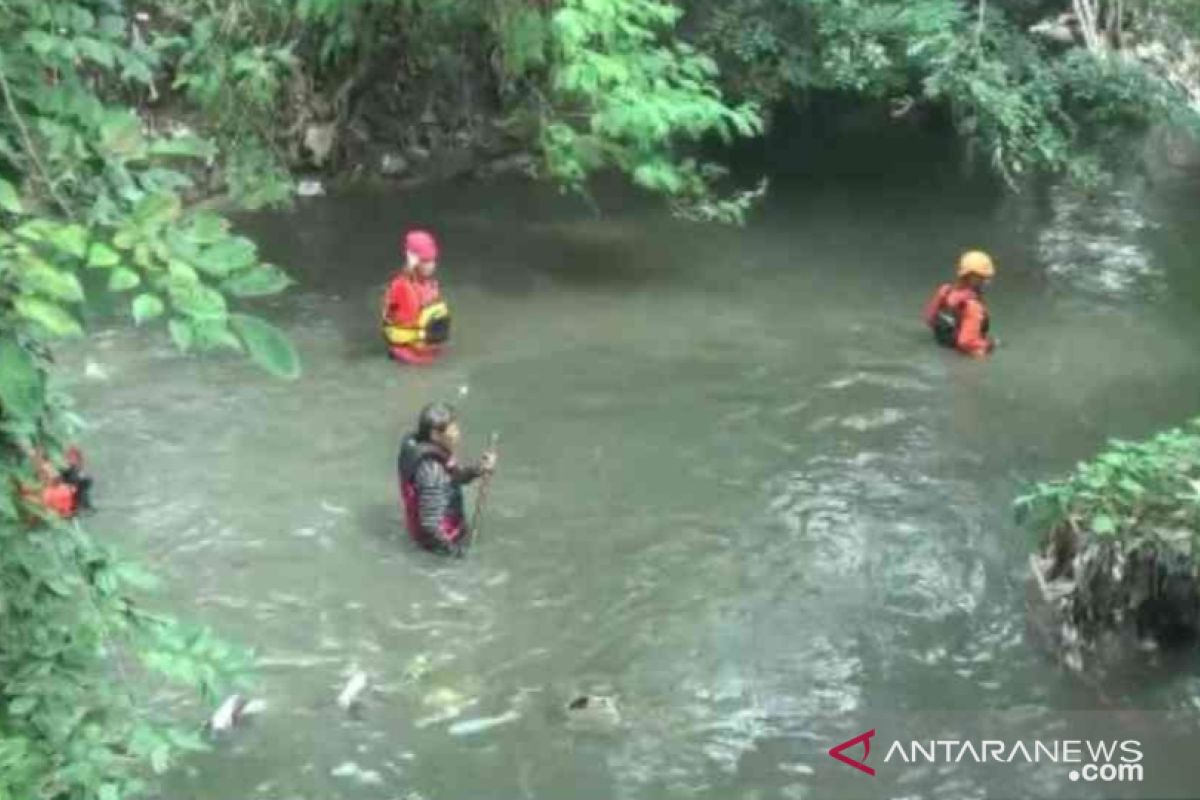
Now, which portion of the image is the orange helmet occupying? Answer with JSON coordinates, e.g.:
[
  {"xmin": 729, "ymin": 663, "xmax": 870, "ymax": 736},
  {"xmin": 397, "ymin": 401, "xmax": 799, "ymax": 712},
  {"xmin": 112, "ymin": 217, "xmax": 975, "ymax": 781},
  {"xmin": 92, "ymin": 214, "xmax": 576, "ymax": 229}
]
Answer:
[{"xmin": 957, "ymin": 250, "xmax": 995, "ymax": 279}]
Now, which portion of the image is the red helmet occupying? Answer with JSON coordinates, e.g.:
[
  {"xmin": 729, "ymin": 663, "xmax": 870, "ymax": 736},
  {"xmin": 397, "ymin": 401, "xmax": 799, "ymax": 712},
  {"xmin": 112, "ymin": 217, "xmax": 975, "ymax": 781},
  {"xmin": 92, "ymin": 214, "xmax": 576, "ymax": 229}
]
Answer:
[{"xmin": 404, "ymin": 229, "xmax": 439, "ymax": 262}]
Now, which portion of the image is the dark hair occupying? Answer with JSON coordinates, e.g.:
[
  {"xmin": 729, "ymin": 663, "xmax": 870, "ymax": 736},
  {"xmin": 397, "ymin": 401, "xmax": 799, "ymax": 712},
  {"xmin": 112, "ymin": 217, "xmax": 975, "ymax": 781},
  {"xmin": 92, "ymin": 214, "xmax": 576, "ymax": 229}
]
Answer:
[{"xmin": 416, "ymin": 402, "xmax": 457, "ymax": 442}]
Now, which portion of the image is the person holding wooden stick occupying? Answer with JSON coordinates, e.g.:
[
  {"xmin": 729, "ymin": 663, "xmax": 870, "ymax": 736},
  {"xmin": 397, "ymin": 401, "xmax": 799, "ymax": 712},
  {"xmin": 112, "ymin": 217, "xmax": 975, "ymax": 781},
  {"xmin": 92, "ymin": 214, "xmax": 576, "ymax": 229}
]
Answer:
[{"xmin": 397, "ymin": 402, "xmax": 497, "ymax": 557}]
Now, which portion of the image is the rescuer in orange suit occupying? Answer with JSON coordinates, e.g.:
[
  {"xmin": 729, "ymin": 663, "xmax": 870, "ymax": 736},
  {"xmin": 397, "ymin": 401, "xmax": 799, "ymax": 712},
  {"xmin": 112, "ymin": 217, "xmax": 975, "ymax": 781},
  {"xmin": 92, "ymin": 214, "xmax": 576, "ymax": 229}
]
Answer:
[
  {"xmin": 381, "ymin": 229, "xmax": 451, "ymax": 365},
  {"xmin": 923, "ymin": 250, "xmax": 997, "ymax": 358}
]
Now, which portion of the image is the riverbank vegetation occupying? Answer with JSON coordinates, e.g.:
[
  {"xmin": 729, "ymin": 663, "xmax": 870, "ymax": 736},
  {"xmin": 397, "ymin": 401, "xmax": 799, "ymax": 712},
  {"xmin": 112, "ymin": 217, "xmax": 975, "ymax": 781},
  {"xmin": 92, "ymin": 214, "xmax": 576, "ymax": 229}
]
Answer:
[
  {"xmin": 1018, "ymin": 421, "xmax": 1200, "ymax": 672},
  {"xmin": 3, "ymin": 1, "xmax": 1200, "ymax": 798}
]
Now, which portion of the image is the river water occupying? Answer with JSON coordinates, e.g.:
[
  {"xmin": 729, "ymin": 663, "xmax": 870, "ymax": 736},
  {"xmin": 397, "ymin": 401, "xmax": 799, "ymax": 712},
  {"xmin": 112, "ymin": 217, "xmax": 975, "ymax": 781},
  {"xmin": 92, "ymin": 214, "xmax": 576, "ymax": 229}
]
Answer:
[{"xmin": 66, "ymin": 130, "xmax": 1200, "ymax": 800}]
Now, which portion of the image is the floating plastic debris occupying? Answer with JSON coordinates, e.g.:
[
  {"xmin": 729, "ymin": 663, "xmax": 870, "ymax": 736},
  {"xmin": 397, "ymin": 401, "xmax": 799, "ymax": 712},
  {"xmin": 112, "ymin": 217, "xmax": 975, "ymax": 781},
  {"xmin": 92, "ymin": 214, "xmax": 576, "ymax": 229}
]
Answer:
[
  {"xmin": 207, "ymin": 694, "xmax": 265, "ymax": 733},
  {"xmin": 337, "ymin": 669, "xmax": 369, "ymax": 711},
  {"xmin": 296, "ymin": 179, "xmax": 325, "ymax": 197},
  {"xmin": 448, "ymin": 709, "xmax": 520, "ymax": 737}
]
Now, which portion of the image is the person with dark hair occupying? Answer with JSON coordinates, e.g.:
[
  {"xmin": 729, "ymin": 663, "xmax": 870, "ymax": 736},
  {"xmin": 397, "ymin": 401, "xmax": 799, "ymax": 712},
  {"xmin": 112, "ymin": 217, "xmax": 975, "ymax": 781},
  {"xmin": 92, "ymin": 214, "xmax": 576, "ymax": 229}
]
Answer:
[{"xmin": 397, "ymin": 402, "xmax": 496, "ymax": 556}]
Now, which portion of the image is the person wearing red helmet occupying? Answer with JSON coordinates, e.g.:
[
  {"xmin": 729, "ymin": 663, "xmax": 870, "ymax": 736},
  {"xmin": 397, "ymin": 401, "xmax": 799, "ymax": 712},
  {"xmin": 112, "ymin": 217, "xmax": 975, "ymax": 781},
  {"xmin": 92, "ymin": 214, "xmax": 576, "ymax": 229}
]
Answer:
[
  {"xmin": 381, "ymin": 229, "xmax": 451, "ymax": 364},
  {"xmin": 24, "ymin": 445, "xmax": 93, "ymax": 519}
]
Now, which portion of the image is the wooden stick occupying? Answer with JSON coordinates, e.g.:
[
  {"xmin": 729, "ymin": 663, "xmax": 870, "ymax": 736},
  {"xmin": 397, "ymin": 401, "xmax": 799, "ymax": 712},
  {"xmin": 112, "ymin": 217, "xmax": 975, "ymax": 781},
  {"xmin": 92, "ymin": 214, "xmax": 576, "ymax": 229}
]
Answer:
[{"xmin": 469, "ymin": 432, "xmax": 499, "ymax": 547}]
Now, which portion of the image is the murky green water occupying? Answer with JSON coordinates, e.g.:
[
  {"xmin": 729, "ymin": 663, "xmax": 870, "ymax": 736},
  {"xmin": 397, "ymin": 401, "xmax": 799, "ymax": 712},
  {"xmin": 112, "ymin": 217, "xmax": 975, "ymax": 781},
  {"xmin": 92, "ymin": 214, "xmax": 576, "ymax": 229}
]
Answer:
[{"xmin": 67, "ymin": 132, "xmax": 1200, "ymax": 799}]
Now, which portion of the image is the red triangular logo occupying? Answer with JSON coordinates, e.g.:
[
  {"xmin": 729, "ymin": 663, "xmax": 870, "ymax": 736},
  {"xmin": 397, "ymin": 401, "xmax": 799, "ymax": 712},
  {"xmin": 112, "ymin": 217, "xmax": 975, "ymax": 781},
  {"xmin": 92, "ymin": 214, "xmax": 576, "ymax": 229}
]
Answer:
[{"xmin": 829, "ymin": 729, "xmax": 876, "ymax": 776}]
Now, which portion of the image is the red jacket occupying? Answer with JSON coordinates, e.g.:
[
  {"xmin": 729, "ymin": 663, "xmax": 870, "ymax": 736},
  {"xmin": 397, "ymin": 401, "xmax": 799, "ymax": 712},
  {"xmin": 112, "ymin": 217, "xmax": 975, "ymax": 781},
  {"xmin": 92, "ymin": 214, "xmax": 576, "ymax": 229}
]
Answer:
[
  {"xmin": 382, "ymin": 271, "xmax": 444, "ymax": 365},
  {"xmin": 924, "ymin": 283, "xmax": 992, "ymax": 358}
]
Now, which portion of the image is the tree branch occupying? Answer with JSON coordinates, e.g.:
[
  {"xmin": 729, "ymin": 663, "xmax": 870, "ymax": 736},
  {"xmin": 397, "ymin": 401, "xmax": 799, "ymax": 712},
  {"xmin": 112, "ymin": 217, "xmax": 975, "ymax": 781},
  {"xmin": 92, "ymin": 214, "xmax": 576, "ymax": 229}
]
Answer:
[{"xmin": 0, "ymin": 67, "xmax": 76, "ymax": 220}]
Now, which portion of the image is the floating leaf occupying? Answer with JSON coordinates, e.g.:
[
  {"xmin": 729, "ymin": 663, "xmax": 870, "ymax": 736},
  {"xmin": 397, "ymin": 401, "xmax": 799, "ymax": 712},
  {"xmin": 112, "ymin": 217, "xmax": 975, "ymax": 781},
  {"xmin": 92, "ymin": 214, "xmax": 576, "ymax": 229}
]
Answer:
[
  {"xmin": 230, "ymin": 313, "xmax": 300, "ymax": 380},
  {"xmin": 0, "ymin": 339, "xmax": 45, "ymax": 421},
  {"xmin": 131, "ymin": 293, "xmax": 165, "ymax": 325},
  {"xmin": 222, "ymin": 264, "xmax": 293, "ymax": 297},
  {"xmin": 0, "ymin": 178, "xmax": 22, "ymax": 213},
  {"xmin": 15, "ymin": 297, "xmax": 83, "ymax": 338},
  {"xmin": 108, "ymin": 267, "xmax": 140, "ymax": 292}
]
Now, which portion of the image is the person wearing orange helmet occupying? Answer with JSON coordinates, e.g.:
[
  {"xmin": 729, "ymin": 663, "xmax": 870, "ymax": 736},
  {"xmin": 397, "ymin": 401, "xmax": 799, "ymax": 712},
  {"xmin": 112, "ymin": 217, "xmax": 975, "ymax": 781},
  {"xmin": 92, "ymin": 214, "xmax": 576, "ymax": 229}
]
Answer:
[
  {"xmin": 923, "ymin": 250, "xmax": 996, "ymax": 358},
  {"xmin": 381, "ymin": 229, "xmax": 451, "ymax": 365}
]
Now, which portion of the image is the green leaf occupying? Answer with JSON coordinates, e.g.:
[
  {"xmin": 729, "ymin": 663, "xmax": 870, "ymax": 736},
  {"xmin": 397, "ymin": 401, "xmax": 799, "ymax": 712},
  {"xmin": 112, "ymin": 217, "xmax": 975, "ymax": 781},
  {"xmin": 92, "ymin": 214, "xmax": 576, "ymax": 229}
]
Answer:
[
  {"xmin": 76, "ymin": 37, "xmax": 115, "ymax": 68},
  {"xmin": 0, "ymin": 178, "xmax": 23, "ymax": 213},
  {"xmin": 133, "ymin": 193, "xmax": 182, "ymax": 228},
  {"xmin": 230, "ymin": 313, "xmax": 300, "ymax": 379},
  {"xmin": 149, "ymin": 136, "xmax": 216, "ymax": 160},
  {"xmin": 99, "ymin": 112, "xmax": 147, "ymax": 159},
  {"xmin": 187, "ymin": 213, "xmax": 230, "ymax": 244},
  {"xmin": 46, "ymin": 223, "xmax": 89, "ymax": 259},
  {"xmin": 99, "ymin": 785, "xmax": 120, "ymax": 800},
  {"xmin": 194, "ymin": 237, "xmax": 257, "ymax": 277},
  {"xmin": 108, "ymin": 267, "xmax": 140, "ymax": 292},
  {"xmin": 8, "ymin": 696, "xmax": 36, "ymax": 716},
  {"xmin": 1091, "ymin": 514, "xmax": 1117, "ymax": 536},
  {"xmin": 169, "ymin": 318, "xmax": 194, "ymax": 352},
  {"xmin": 87, "ymin": 242, "xmax": 121, "ymax": 268},
  {"xmin": 0, "ymin": 339, "xmax": 45, "ymax": 421},
  {"xmin": 222, "ymin": 264, "xmax": 293, "ymax": 297},
  {"xmin": 132, "ymin": 294, "xmax": 165, "ymax": 325},
  {"xmin": 15, "ymin": 297, "xmax": 83, "ymax": 338},
  {"xmin": 24, "ymin": 262, "xmax": 85, "ymax": 302}
]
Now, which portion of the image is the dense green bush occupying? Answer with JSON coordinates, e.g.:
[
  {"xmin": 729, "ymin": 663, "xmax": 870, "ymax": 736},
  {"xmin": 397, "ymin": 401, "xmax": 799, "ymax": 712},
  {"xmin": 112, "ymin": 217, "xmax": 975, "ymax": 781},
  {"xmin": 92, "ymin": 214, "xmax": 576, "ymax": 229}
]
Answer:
[
  {"xmin": 1, "ymin": 2, "xmax": 297, "ymax": 798},
  {"xmin": 1017, "ymin": 422, "xmax": 1200, "ymax": 645}
]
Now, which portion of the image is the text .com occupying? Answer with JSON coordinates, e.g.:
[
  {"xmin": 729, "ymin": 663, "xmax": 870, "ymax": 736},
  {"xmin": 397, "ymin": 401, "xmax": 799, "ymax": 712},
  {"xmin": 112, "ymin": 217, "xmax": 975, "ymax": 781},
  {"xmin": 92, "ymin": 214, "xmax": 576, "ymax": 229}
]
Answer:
[{"xmin": 1070, "ymin": 762, "xmax": 1144, "ymax": 783}]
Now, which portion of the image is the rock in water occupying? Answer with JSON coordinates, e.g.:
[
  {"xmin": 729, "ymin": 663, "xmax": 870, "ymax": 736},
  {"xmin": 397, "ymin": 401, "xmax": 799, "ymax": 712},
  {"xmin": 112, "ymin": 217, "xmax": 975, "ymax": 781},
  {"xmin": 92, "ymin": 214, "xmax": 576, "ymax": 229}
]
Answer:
[{"xmin": 565, "ymin": 694, "xmax": 621, "ymax": 732}]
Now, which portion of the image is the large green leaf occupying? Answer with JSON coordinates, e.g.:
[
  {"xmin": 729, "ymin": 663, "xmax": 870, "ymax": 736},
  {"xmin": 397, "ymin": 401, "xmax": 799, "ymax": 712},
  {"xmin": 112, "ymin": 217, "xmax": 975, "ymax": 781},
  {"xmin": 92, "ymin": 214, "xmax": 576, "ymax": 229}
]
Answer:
[
  {"xmin": 8, "ymin": 696, "xmax": 37, "ymax": 717},
  {"xmin": 186, "ymin": 213, "xmax": 230, "ymax": 244},
  {"xmin": 45, "ymin": 223, "xmax": 89, "ymax": 259},
  {"xmin": 0, "ymin": 339, "xmax": 45, "ymax": 422},
  {"xmin": 107, "ymin": 267, "xmax": 140, "ymax": 292},
  {"xmin": 194, "ymin": 237, "xmax": 257, "ymax": 277},
  {"xmin": 230, "ymin": 313, "xmax": 300, "ymax": 379},
  {"xmin": 86, "ymin": 242, "xmax": 121, "ymax": 268},
  {"xmin": 15, "ymin": 297, "xmax": 84, "ymax": 338},
  {"xmin": 222, "ymin": 264, "xmax": 293, "ymax": 297},
  {"xmin": 131, "ymin": 293, "xmax": 165, "ymax": 325},
  {"xmin": 99, "ymin": 111, "xmax": 146, "ymax": 159},
  {"xmin": 24, "ymin": 262, "xmax": 85, "ymax": 303},
  {"xmin": 168, "ymin": 282, "xmax": 226, "ymax": 321},
  {"xmin": 0, "ymin": 178, "xmax": 23, "ymax": 213}
]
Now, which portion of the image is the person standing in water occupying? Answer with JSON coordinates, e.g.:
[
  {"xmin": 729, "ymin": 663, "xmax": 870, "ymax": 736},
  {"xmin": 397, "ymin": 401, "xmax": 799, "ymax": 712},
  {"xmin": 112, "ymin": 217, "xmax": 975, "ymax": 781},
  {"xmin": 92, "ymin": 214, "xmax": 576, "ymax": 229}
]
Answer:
[
  {"xmin": 923, "ymin": 250, "xmax": 997, "ymax": 358},
  {"xmin": 398, "ymin": 402, "xmax": 497, "ymax": 556},
  {"xmin": 382, "ymin": 229, "xmax": 451, "ymax": 364}
]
